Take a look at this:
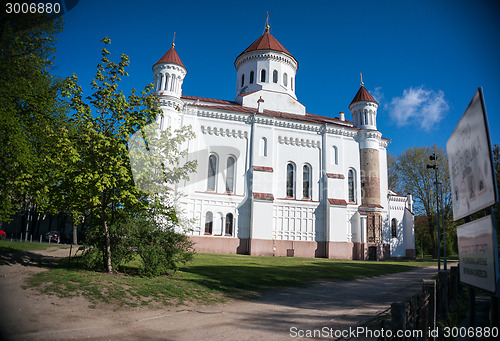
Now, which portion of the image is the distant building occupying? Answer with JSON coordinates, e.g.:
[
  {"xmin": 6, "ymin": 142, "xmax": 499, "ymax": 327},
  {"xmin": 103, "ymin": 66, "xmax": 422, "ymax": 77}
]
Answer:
[{"xmin": 151, "ymin": 24, "xmax": 415, "ymax": 259}]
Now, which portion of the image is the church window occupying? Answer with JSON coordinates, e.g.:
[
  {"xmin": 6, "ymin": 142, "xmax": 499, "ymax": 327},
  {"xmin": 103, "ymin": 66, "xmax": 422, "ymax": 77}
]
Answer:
[
  {"xmin": 160, "ymin": 115, "xmax": 164, "ymax": 130},
  {"xmin": 391, "ymin": 218, "xmax": 398, "ymax": 238},
  {"xmin": 250, "ymin": 71, "xmax": 254, "ymax": 84},
  {"xmin": 291, "ymin": 77, "xmax": 294, "ymax": 90},
  {"xmin": 332, "ymin": 146, "xmax": 338, "ymax": 165},
  {"xmin": 303, "ymin": 164, "xmax": 311, "ymax": 199},
  {"xmin": 157, "ymin": 74, "xmax": 163, "ymax": 91},
  {"xmin": 283, "ymin": 73, "xmax": 288, "ymax": 87},
  {"xmin": 226, "ymin": 156, "xmax": 235, "ymax": 193},
  {"xmin": 205, "ymin": 212, "xmax": 213, "ymax": 235},
  {"xmin": 273, "ymin": 70, "xmax": 278, "ymax": 83},
  {"xmin": 241, "ymin": 74, "xmax": 245, "ymax": 87},
  {"xmin": 167, "ymin": 74, "xmax": 173, "ymax": 91},
  {"xmin": 348, "ymin": 169, "xmax": 356, "ymax": 203},
  {"xmin": 207, "ymin": 154, "xmax": 217, "ymax": 191},
  {"xmin": 225, "ymin": 213, "xmax": 233, "ymax": 235},
  {"xmin": 286, "ymin": 162, "xmax": 295, "ymax": 198},
  {"xmin": 260, "ymin": 137, "xmax": 267, "ymax": 157},
  {"xmin": 260, "ymin": 69, "xmax": 266, "ymax": 82},
  {"xmin": 363, "ymin": 110, "xmax": 368, "ymax": 126}
]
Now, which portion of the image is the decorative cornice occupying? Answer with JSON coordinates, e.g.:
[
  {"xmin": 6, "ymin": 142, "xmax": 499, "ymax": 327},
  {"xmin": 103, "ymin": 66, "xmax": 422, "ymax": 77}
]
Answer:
[
  {"xmin": 182, "ymin": 107, "xmax": 357, "ymax": 138},
  {"xmin": 235, "ymin": 51, "xmax": 298, "ymax": 70},
  {"xmin": 278, "ymin": 136, "xmax": 320, "ymax": 148},
  {"xmin": 200, "ymin": 125, "xmax": 248, "ymax": 139}
]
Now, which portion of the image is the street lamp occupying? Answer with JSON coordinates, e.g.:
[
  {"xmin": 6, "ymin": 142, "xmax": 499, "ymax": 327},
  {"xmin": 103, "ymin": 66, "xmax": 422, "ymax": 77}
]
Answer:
[{"xmin": 427, "ymin": 153, "xmax": 441, "ymax": 271}]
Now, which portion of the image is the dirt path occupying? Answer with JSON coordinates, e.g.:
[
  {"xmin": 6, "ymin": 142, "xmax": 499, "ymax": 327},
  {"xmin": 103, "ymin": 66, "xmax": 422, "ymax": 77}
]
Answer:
[{"xmin": 0, "ymin": 248, "xmax": 437, "ymax": 341}]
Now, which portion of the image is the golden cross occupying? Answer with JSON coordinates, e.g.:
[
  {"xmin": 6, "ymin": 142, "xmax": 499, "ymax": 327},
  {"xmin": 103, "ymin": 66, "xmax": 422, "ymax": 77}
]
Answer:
[
  {"xmin": 172, "ymin": 32, "xmax": 176, "ymax": 48},
  {"xmin": 360, "ymin": 72, "xmax": 364, "ymax": 86}
]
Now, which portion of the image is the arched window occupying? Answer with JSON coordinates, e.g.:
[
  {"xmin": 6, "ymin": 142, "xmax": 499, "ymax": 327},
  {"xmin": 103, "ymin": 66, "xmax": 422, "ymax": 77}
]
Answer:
[
  {"xmin": 226, "ymin": 156, "xmax": 235, "ymax": 193},
  {"xmin": 260, "ymin": 69, "xmax": 266, "ymax": 82},
  {"xmin": 207, "ymin": 154, "xmax": 217, "ymax": 191},
  {"xmin": 332, "ymin": 146, "xmax": 338, "ymax": 165},
  {"xmin": 157, "ymin": 74, "xmax": 162, "ymax": 91},
  {"xmin": 391, "ymin": 218, "xmax": 398, "ymax": 238},
  {"xmin": 273, "ymin": 70, "xmax": 278, "ymax": 83},
  {"xmin": 164, "ymin": 74, "xmax": 170, "ymax": 91},
  {"xmin": 260, "ymin": 137, "xmax": 267, "ymax": 157},
  {"xmin": 363, "ymin": 110, "xmax": 368, "ymax": 126},
  {"xmin": 249, "ymin": 71, "xmax": 254, "ymax": 84},
  {"xmin": 286, "ymin": 162, "xmax": 295, "ymax": 198},
  {"xmin": 283, "ymin": 73, "xmax": 288, "ymax": 87},
  {"xmin": 159, "ymin": 115, "xmax": 164, "ymax": 130},
  {"xmin": 348, "ymin": 169, "xmax": 355, "ymax": 203},
  {"xmin": 291, "ymin": 77, "xmax": 294, "ymax": 91},
  {"xmin": 241, "ymin": 74, "xmax": 245, "ymax": 87},
  {"xmin": 225, "ymin": 213, "xmax": 233, "ymax": 235},
  {"xmin": 303, "ymin": 164, "xmax": 311, "ymax": 199},
  {"xmin": 205, "ymin": 212, "xmax": 213, "ymax": 235}
]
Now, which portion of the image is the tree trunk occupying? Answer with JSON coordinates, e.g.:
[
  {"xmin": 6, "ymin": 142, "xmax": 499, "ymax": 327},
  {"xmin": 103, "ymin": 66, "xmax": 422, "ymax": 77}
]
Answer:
[
  {"xmin": 102, "ymin": 213, "xmax": 112, "ymax": 273},
  {"xmin": 72, "ymin": 219, "xmax": 78, "ymax": 245}
]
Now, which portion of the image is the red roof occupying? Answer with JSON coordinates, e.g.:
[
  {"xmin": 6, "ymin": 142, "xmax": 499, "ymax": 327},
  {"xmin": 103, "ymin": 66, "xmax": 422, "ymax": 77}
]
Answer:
[
  {"xmin": 349, "ymin": 85, "xmax": 378, "ymax": 106},
  {"xmin": 192, "ymin": 102, "xmax": 354, "ymax": 127},
  {"xmin": 326, "ymin": 173, "xmax": 345, "ymax": 179},
  {"xmin": 252, "ymin": 166, "xmax": 274, "ymax": 172},
  {"xmin": 236, "ymin": 27, "xmax": 295, "ymax": 63},
  {"xmin": 253, "ymin": 192, "xmax": 274, "ymax": 200},
  {"xmin": 181, "ymin": 95, "xmax": 237, "ymax": 105},
  {"xmin": 154, "ymin": 45, "xmax": 185, "ymax": 69},
  {"xmin": 328, "ymin": 198, "xmax": 348, "ymax": 206}
]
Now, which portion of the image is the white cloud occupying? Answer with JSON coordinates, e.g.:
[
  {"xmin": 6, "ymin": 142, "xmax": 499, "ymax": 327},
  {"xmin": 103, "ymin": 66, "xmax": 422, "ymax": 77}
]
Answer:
[
  {"xmin": 370, "ymin": 86, "xmax": 384, "ymax": 105},
  {"xmin": 386, "ymin": 86, "xmax": 449, "ymax": 131}
]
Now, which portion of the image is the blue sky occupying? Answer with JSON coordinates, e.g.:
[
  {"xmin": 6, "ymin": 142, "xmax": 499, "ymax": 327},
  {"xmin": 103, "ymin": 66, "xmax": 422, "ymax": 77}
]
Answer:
[{"xmin": 53, "ymin": 0, "xmax": 500, "ymax": 156}]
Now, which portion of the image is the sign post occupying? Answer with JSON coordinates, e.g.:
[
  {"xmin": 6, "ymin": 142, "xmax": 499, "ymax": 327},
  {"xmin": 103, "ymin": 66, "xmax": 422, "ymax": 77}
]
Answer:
[{"xmin": 446, "ymin": 87, "xmax": 499, "ymax": 329}]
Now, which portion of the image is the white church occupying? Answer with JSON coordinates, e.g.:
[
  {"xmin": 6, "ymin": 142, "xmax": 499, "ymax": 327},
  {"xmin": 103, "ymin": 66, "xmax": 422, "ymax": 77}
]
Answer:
[{"xmin": 151, "ymin": 23, "xmax": 415, "ymax": 260}]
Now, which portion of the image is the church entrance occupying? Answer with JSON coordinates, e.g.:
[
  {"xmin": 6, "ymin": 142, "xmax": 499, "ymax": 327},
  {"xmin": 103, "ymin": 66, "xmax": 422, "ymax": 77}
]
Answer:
[{"xmin": 368, "ymin": 246, "xmax": 377, "ymax": 260}]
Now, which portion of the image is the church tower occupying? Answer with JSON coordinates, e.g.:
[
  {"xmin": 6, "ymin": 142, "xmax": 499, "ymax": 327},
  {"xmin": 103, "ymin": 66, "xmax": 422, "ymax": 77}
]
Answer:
[
  {"xmin": 152, "ymin": 37, "xmax": 187, "ymax": 129},
  {"xmin": 234, "ymin": 20, "xmax": 306, "ymax": 115},
  {"xmin": 349, "ymin": 76, "xmax": 384, "ymax": 256}
]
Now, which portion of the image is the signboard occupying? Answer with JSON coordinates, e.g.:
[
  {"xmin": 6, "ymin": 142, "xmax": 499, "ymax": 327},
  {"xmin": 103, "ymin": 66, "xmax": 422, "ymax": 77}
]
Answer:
[
  {"xmin": 446, "ymin": 88, "xmax": 498, "ymax": 221},
  {"xmin": 457, "ymin": 215, "xmax": 498, "ymax": 292}
]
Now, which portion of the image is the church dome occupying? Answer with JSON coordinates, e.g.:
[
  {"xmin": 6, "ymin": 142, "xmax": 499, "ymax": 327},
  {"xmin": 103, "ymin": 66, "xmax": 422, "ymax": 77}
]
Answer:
[
  {"xmin": 235, "ymin": 26, "xmax": 296, "ymax": 65},
  {"xmin": 154, "ymin": 44, "xmax": 185, "ymax": 69},
  {"xmin": 349, "ymin": 84, "xmax": 378, "ymax": 107}
]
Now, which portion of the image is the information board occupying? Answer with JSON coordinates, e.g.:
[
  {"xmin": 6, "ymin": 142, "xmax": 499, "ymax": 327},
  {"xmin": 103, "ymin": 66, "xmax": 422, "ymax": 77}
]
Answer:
[
  {"xmin": 446, "ymin": 88, "xmax": 497, "ymax": 221},
  {"xmin": 456, "ymin": 215, "xmax": 498, "ymax": 292}
]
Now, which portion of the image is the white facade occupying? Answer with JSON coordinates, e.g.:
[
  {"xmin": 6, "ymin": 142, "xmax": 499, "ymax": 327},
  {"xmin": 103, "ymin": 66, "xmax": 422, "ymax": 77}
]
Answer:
[{"xmin": 151, "ymin": 27, "xmax": 415, "ymax": 259}]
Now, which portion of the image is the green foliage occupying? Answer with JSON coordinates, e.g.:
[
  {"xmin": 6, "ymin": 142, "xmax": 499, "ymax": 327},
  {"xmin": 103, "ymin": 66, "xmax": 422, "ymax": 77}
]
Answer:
[
  {"xmin": 136, "ymin": 217, "xmax": 194, "ymax": 276},
  {"xmin": 61, "ymin": 36, "xmax": 197, "ymax": 273},
  {"xmin": 80, "ymin": 210, "xmax": 195, "ymax": 276},
  {"xmin": 390, "ymin": 145, "xmax": 454, "ymax": 257},
  {"xmin": 0, "ymin": 11, "xmax": 66, "ymax": 222}
]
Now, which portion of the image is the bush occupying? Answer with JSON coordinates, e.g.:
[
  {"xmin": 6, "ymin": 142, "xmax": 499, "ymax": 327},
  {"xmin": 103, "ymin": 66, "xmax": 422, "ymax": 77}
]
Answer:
[{"xmin": 81, "ymin": 209, "xmax": 194, "ymax": 276}]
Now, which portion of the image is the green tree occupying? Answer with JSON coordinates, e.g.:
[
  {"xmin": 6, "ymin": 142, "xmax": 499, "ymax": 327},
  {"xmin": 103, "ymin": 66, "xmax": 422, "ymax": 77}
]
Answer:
[
  {"xmin": 0, "ymin": 11, "xmax": 65, "ymax": 225},
  {"xmin": 391, "ymin": 145, "xmax": 453, "ymax": 257},
  {"xmin": 63, "ymin": 37, "xmax": 196, "ymax": 273}
]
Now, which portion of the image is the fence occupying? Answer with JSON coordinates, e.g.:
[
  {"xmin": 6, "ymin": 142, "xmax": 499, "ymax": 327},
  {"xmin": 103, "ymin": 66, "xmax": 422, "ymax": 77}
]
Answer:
[{"xmin": 379, "ymin": 266, "xmax": 461, "ymax": 341}]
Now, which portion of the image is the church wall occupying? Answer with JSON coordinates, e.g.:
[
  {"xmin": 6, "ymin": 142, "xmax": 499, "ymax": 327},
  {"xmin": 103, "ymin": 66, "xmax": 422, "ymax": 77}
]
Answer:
[
  {"xmin": 189, "ymin": 236, "xmax": 248, "ymax": 254},
  {"xmin": 328, "ymin": 206, "xmax": 349, "ymax": 242}
]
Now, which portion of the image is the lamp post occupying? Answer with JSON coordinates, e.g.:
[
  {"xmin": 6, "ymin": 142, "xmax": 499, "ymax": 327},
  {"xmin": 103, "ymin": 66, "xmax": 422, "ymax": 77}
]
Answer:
[{"xmin": 427, "ymin": 153, "xmax": 441, "ymax": 271}]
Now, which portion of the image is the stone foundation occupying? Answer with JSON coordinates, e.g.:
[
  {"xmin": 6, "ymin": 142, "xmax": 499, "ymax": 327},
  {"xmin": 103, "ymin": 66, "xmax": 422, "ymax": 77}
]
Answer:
[
  {"xmin": 189, "ymin": 236, "xmax": 249, "ymax": 254},
  {"xmin": 190, "ymin": 236, "xmax": 393, "ymax": 261}
]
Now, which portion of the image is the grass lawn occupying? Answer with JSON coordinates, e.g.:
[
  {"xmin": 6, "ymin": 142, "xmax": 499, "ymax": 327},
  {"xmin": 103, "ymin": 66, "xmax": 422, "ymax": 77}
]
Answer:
[
  {"xmin": 1, "ymin": 241, "xmax": 437, "ymax": 308},
  {"xmin": 0, "ymin": 240, "xmax": 70, "ymax": 252}
]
